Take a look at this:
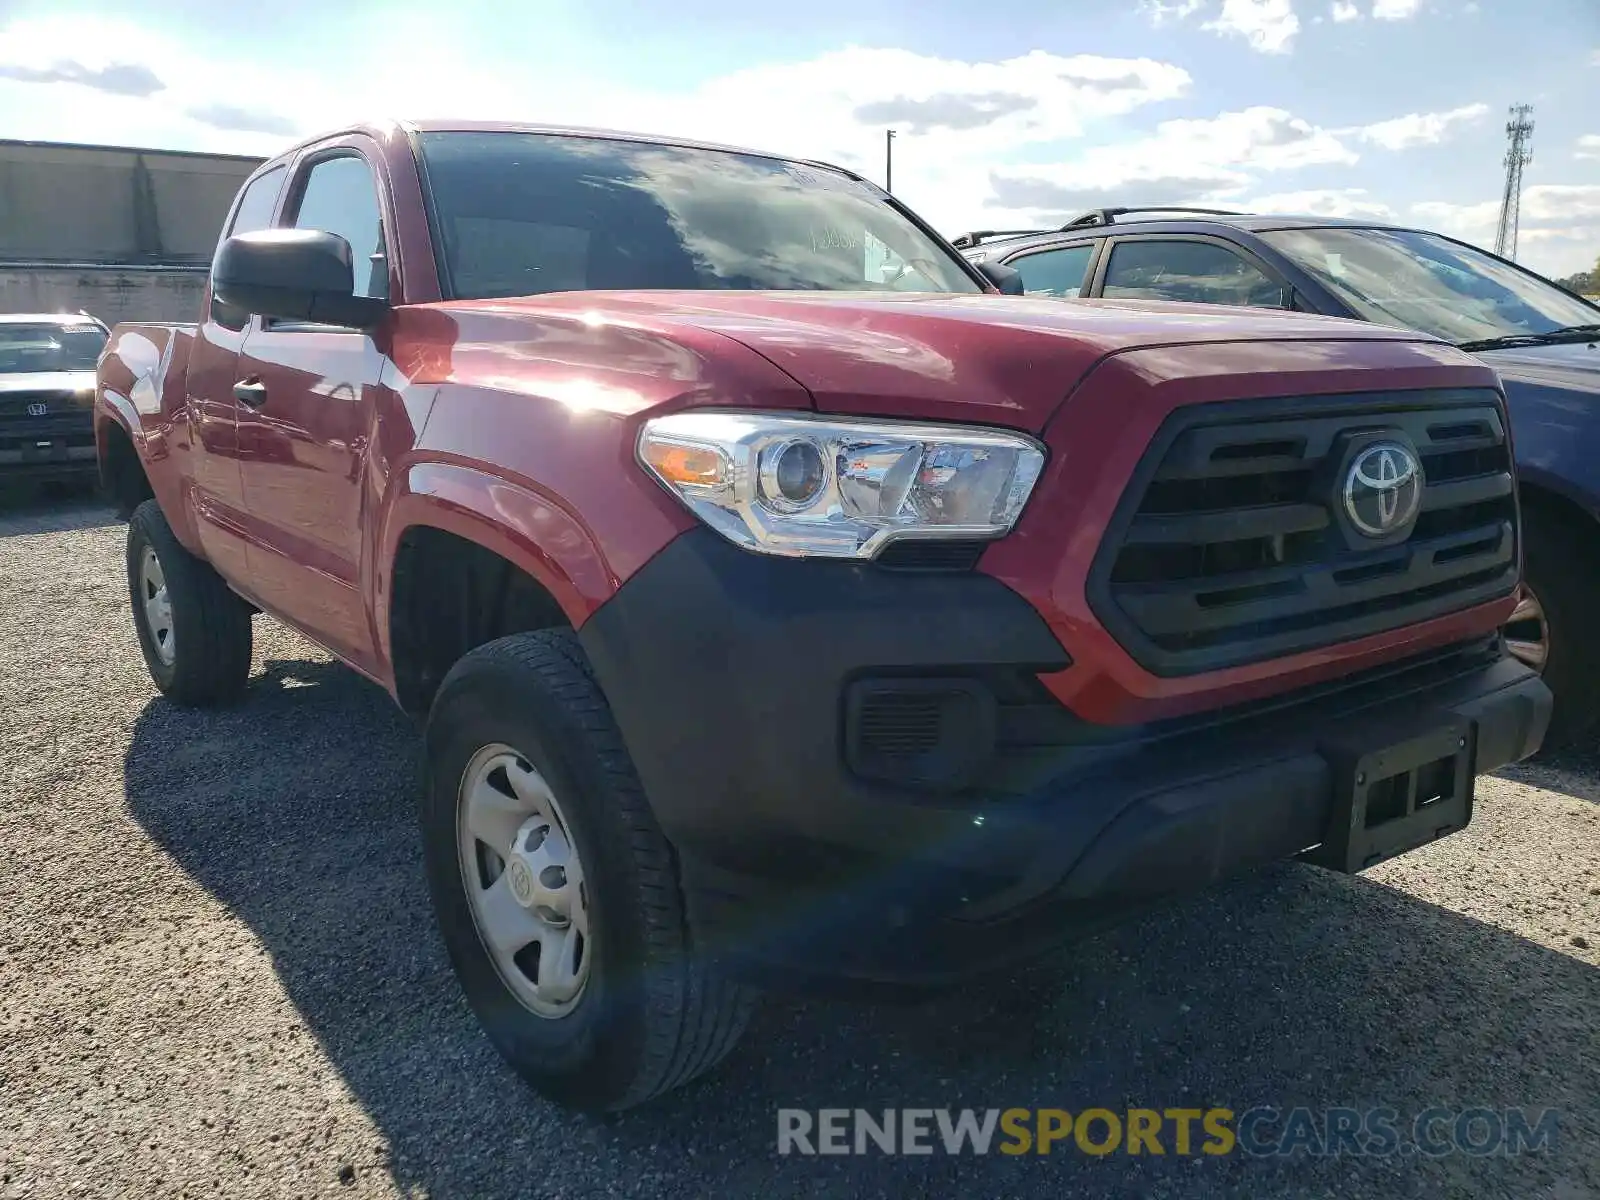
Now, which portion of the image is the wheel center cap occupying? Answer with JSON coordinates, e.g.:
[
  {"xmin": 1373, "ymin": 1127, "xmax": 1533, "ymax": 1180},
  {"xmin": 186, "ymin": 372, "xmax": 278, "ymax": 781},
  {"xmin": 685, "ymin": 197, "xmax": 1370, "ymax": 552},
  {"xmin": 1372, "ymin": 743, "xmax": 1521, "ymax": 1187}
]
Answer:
[{"xmin": 506, "ymin": 858, "xmax": 536, "ymax": 906}]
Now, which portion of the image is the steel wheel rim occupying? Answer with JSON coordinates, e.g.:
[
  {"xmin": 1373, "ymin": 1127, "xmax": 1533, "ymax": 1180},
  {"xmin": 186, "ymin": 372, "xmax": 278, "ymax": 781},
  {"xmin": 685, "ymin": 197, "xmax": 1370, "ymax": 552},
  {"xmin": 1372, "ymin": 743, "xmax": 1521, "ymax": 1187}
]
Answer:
[
  {"xmin": 458, "ymin": 743, "xmax": 591, "ymax": 1018},
  {"xmin": 1505, "ymin": 584, "xmax": 1549, "ymax": 673},
  {"xmin": 139, "ymin": 546, "xmax": 175, "ymax": 666}
]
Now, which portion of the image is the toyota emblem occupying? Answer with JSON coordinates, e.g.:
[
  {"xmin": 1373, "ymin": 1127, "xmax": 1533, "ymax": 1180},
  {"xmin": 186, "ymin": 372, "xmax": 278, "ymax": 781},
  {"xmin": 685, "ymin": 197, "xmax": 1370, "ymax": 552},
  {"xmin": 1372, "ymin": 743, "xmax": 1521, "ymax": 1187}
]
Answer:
[
  {"xmin": 26, "ymin": 402, "xmax": 48, "ymax": 417},
  {"xmin": 1343, "ymin": 441, "xmax": 1423, "ymax": 537}
]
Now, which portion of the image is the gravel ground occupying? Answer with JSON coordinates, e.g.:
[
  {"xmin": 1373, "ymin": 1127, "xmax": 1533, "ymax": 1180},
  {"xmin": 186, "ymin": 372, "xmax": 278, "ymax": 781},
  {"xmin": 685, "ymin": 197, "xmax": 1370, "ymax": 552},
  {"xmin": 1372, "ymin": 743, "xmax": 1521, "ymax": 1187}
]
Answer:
[{"xmin": 1, "ymin": 492, "xmax": 1596, "ymax": 1200}]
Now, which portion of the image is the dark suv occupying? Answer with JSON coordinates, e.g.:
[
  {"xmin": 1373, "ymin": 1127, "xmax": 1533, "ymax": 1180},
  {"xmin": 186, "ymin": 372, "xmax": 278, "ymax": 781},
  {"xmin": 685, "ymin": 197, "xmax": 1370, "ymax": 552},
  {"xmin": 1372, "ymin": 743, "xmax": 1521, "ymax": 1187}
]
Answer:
[{"xmin": 957, "ymin": 208, "xmax": 1600, "ymax": 745}]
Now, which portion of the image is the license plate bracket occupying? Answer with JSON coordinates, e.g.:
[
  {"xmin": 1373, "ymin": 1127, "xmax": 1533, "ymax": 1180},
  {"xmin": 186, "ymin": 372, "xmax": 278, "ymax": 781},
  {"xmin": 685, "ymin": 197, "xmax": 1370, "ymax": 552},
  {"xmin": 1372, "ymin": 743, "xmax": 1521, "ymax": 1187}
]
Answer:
[
  {"xmin": 21, "ymin": 437, "xmax": 66, "ymax": 463},
  {"xmin": 1300, "ymin": 714, "xmax": 1476, "ymax": 873}
]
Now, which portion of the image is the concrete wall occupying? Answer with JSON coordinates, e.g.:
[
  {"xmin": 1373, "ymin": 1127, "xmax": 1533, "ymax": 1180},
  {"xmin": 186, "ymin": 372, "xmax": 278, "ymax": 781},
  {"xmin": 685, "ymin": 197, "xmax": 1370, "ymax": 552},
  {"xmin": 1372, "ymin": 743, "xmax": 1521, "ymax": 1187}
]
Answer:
[
  {"xmin": 0, "ymin": 138, "xmax": 265, "ymax": 323},
  {"xmin": 0, "ymin": 138, "xmax": 265, "ymax": 266},
  {"xmin": 0, "ymin": 265, "xmax": 206, "ymax": 325}
]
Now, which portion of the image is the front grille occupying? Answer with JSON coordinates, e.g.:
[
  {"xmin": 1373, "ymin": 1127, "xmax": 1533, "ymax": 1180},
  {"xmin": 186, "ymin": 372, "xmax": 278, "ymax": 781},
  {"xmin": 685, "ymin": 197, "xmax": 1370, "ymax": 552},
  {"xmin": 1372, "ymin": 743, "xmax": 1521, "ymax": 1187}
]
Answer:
[
  {"xmin": 0, "ymin": 390, "xmax": 82, "ymax": 420},
  {"xmin": 1088, "ymin": 388, "xmax": 1518, "ymax": 676},
  {"xmin": 0, "ymin": 389, "xmax": 96, "ymax": 468}
]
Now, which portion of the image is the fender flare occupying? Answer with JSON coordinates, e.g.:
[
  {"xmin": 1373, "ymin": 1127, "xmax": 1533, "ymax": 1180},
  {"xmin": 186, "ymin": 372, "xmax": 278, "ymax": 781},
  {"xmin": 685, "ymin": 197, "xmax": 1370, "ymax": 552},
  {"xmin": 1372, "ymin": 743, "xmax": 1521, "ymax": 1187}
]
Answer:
[
  {"xmin": 94, "ymin": 388, "xmax": 207, "ymax": 548},
  {"xmin": 372, "ymin": 459, "xmax": 620, "ymax": 666},
  {"xmin": 95, "ymin": 388, "xmax": 139, "ymax": 467}
]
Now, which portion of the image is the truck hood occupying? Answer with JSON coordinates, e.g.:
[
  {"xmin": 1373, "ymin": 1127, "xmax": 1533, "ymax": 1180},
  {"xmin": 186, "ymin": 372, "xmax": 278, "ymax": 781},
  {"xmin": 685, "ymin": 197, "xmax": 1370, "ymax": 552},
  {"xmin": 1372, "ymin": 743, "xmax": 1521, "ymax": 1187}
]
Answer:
[
  {"xmin": 0, "ymin": 370, "xmax": 95, "ymax": 395},
  {"xmin": 1476, "ymin": 341, "xmax": 1600, "ymax": 395},
  {"xmin": 462, "ymin": 291, "xmax": 1435, "ymax": 432}
]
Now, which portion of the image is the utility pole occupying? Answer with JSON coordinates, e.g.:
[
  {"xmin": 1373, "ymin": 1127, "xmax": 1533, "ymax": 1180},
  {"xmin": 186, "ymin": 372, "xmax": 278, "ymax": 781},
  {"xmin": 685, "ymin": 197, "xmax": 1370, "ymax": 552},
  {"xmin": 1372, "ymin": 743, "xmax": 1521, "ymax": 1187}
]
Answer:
[
  {"xmin": 885, "ymin": 129, "xmax": 896, "ymax": 194},
  {"xmin": 1494, "ymin": 104, "xmax": 1534, "ymax": 261}
]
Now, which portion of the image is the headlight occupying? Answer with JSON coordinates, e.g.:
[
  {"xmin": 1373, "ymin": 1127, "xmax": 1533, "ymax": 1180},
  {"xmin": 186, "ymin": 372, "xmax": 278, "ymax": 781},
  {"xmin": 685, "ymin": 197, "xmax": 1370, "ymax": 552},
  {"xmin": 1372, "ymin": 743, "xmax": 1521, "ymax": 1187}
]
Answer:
[{"xmin": 637, "ymin": 411, "xmax": 1046, "ymax": 559}]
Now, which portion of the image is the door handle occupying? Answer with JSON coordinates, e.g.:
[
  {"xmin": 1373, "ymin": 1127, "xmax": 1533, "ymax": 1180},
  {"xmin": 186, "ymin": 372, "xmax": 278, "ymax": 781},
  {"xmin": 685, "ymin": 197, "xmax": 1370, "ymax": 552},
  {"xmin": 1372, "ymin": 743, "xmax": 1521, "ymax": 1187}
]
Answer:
[{"xmin": 233, "ymin": 378, "xmax": 268, "ymax": 408}]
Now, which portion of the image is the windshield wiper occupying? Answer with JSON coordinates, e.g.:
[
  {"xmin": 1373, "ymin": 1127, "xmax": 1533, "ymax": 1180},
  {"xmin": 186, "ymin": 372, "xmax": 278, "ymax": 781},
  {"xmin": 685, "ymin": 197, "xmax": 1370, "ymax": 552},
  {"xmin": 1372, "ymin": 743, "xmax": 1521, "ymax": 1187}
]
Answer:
[{"xmin": 1455, "ymin": 324, "xmax": 1600, "ymax": 352}]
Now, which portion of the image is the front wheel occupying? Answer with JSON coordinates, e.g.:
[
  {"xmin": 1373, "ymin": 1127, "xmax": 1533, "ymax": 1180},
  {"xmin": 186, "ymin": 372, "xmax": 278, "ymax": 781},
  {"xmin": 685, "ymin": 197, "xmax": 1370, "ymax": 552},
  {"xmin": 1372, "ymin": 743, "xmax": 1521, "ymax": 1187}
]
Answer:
[{"xmin": 421, "ymin": 629, "xmax": 755, "ymax": 1112}]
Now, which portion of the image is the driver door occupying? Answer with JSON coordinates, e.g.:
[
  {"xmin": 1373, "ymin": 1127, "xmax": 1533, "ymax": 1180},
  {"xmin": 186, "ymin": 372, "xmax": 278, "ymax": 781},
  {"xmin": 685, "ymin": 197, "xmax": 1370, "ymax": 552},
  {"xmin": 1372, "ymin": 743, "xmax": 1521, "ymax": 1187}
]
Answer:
[
  {"xmin": 181, "ymin": 164, "xmax": 288, "ymax": 582},
  {"xmin": 233, "ymin": 142, "xmax": 392, "ymax": 672}
]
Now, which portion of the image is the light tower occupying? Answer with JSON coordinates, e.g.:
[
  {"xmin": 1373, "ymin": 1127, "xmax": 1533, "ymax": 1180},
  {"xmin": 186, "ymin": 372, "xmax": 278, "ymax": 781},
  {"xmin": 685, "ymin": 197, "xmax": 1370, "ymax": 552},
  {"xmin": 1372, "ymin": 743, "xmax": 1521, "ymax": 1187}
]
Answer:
[{"xmin": 1493, "ymin": 104, "xmax": 1534, "ymax": 261}]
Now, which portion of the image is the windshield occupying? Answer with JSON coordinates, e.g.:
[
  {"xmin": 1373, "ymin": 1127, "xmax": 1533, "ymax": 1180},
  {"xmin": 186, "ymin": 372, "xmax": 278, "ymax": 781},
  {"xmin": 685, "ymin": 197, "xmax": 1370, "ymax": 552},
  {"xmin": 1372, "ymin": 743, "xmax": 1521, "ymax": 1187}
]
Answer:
[
  {"xmin": 1260, "ymin": 226, "xmax": 1600, "ymax": 345},
  {"xmin": 0, "ymin": 322, "xmax": 107, "ymax": 374},
  {"xmin": 417, "ymin": 131, "xmax": 983, "ymax": 299}
]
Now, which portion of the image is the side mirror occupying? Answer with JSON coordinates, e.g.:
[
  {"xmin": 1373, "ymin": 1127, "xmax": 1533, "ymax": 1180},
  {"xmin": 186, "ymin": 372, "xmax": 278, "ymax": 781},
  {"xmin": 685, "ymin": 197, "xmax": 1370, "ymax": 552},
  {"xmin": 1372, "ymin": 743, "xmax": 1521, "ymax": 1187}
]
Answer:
[
  {"xmin": 975, "ymin": 260, "xmax": 1025, "ymax": 296},
  {"xmin": 213, "ymin": 229, "xmax": 387, "ymax": 330}
]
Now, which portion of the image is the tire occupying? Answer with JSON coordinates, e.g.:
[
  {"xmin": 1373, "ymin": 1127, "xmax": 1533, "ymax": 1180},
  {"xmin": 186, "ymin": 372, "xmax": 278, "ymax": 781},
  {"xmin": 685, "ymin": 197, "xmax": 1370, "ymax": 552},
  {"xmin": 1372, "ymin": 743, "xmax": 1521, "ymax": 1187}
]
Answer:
[
  {"xmin": 1517, "ymin": 510, "xmax": 1600, "ymax": 749},
  {"xmin": 421, "ymin": 629, "xmax": 755, "ymax": 1112},
  {"xmin": 126, "ymin": 499, "xmax": 254, "ymax": 705}
]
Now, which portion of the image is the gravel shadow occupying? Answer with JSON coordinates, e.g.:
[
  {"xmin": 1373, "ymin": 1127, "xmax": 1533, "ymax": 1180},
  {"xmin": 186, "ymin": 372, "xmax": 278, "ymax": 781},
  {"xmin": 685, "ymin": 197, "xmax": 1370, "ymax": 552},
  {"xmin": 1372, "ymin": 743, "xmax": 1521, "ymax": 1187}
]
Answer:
[
  {"xmin": 0, "ymin": 484, "xmax": 116, "ymax": 537},
  {"xmin": 122, "ymin": 655, "xmax": 1600, "ymax": 1200},
  {"xmin": 1498, "ymin": 747, "xmax": 1600, "ymax": 807}
]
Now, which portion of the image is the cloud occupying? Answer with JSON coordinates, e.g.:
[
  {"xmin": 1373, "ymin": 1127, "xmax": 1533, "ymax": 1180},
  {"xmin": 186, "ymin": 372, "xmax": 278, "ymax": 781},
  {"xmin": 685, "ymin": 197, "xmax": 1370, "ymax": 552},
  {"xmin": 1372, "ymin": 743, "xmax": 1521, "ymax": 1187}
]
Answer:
[
  {"xmin": 1415, "ymin": 188, "xmax": 1600, "ymax": 239},
  {"xmin": 1372, "ymin": 0, "xmax": 1423, "ymax": 17},
  {"xmin": 0, "ymin": 16, "xmax": 301, "ymax": 152},
  {"xmin": 1331, "ymin": 1, "xmax": 1362, "ymax": 19},
  {"xmin": 1354, "ymin": 103, "xmax": 1489, "ymax": 151},
  {"xmin": 855, "ymin": 93, "xmax": 1038, "ymax": 134},
  {"xmin": 1412, "ymin": 186, "xmax": 1600, "ymax": 277},
  {"xmin": 987, "ymin": 174, "xmax": 1246, "ymax": 216},
  {"xmin": 1139, "ymin": 0, "xmax": 1207, "ymax": 25},
  {"xmin": 183, "ymin": 104, "xmax": 301, "ymax": 137},
  {"xmin": 1520, "ymin": 185, "xmax": 1600, "ymax": 225},
  {"xmin": 0, "ymin": 59, "xmax": 164, "ymax": 98},
  {"xmin": 986, "ymin": 106, "xmax": 1358, "ymax": 220},
  {"xmin": 0, "ymin": 17, "xmax": 1196, "ymax": 240},
  {"xmin": 1244, "ymin": 187, "xmax": 1396, "ymax": 218},
  {"xmin": 11, "ymin": 12, "xmax": 1581, "ymax": 279},
  {"xmin": 1578, "ymin": 135, "xmax": 1600, "ymax": 160},
  {"xmin": 587, "ymin": 47, "xmax": 1192, "ymax": 160},
  {"xmin": 1134, "ymin": 0, "xmax": 1306, "ymax": 50},
  {"xmin": 1204, "ymin": 0, "xmax": 1301, "ymax": 54}
]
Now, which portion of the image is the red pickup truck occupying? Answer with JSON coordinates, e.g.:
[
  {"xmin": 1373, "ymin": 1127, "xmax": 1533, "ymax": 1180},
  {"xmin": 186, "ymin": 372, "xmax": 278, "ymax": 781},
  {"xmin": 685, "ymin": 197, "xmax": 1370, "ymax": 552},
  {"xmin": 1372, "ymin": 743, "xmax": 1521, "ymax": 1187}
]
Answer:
[{"xmin": 96, "ymin": 119, "xmax": 1551, "ymax": 1112}]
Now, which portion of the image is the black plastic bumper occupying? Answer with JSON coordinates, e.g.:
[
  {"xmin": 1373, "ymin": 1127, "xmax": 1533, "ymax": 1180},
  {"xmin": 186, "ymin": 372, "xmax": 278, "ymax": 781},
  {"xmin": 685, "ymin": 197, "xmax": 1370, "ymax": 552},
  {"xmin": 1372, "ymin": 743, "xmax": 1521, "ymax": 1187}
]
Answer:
[{"xmin": 579, "ymin": 529, "xmax": 1552, "ymax": 993}]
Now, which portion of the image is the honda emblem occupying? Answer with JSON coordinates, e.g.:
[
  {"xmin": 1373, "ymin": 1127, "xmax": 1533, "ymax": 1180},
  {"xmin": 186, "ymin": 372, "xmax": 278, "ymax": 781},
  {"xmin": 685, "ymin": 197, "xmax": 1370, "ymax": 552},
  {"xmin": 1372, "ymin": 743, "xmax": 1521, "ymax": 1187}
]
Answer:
[{"xmin": 26, "ymin": 401, "xmax": 48, "ymax": 417}]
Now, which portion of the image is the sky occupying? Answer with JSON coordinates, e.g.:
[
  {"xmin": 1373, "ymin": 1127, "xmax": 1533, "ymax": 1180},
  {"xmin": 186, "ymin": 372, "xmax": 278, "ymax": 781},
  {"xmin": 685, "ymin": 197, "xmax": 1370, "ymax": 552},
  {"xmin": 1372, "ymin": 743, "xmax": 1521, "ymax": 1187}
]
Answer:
[{"xmin": 0, "ymin": 0, "xmax": 1596, "ymax": 278}]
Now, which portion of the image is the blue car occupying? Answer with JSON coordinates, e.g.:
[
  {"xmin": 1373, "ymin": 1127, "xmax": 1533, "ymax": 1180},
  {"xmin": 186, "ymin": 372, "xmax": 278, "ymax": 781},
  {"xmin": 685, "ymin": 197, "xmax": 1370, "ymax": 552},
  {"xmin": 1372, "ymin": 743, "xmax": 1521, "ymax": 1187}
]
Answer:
[{"xmin": 957, "ymin": 208, "xmax": 1600, "ymax": 746}]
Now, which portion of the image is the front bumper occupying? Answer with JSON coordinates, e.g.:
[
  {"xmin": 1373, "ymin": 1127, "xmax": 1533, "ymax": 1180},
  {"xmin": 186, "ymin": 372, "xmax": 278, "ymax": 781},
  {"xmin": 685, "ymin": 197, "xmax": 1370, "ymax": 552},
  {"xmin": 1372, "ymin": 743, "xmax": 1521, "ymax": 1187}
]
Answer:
[
  {"xmin": 0, "ymin": 411, "xmax": 97, "ymax": 480},
  {"xmin": 579, "ymin": 529, "xmax": 1551, "ymax": 993}
]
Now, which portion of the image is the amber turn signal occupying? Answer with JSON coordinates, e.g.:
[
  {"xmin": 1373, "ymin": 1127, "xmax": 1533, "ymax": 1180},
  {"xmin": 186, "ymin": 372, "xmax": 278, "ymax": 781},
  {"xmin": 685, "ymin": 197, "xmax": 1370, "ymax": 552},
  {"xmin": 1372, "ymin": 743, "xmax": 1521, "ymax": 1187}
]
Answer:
[{"xmin": 642, "ymin": 440, "xmax": 728, "ymax": 488}]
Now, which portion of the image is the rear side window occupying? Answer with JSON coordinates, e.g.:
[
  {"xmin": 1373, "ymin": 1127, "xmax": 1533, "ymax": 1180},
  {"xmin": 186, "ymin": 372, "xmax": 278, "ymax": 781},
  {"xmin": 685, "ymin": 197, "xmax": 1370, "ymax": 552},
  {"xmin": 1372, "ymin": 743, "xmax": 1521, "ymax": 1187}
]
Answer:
[
  {"xmin": 1102, "ymin": 239, "xmax": 1287, "ymax": 308},
  {"xmin": 1010, "ymin": 244, "xmax": 1094, "ymax": 298},
  {"xmin": 290, "ymin": 155, "xmax": 389, "ymax": 301},
  {"xmin": 211, "ymin": 166, "xmax": 285, "ymax": 330}
]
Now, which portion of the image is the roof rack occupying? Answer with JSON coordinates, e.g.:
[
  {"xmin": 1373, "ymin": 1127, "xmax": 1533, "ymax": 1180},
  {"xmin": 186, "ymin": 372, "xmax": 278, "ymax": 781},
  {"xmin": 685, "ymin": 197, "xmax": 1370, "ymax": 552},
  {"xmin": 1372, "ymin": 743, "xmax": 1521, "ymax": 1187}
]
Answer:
[
  {"xmin": 949, "ymin": 228, "xmax": 1054, "ymax": 250},
  {"xmin": 952, "ymin": 207, "xmax": 1251, "ymax": 249},
  {"xmin": 1060, "ymin": 206, "xmax": 1248, "ymax": 229}
]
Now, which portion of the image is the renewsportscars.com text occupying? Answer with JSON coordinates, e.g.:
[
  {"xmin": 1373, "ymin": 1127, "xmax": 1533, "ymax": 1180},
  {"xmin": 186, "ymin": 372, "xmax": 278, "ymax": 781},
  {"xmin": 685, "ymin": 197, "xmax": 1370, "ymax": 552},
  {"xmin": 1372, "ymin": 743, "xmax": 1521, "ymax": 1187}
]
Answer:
[{"xmin": 776, "ymin": 1106, "xmax": 1560, "ymax": 1158}]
